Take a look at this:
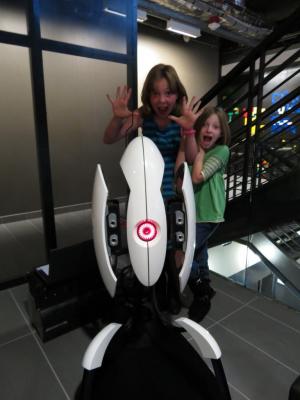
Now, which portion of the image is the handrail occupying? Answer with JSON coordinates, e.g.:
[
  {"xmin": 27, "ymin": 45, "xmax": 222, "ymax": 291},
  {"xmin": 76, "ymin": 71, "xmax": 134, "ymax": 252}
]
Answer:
[{"xmin": 198, "ymin": 6, "xmax": 300, "ymax": 109}]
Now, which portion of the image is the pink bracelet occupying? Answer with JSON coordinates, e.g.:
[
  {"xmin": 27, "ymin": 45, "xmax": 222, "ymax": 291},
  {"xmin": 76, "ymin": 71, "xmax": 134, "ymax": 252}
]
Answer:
[{"xmin": 181, "ymin": 128, "xmax": 196, "ymax": 137}]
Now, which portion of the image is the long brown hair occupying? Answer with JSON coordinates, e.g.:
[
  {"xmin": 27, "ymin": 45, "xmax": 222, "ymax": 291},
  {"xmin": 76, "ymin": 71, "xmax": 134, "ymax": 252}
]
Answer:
[
  {"xmin": 141, "ymin": 64, "xmax": 187, "ymax": 117},
  {"xmin": 195, "ymin": 106, "xmax": 231, "ymax": 146}
]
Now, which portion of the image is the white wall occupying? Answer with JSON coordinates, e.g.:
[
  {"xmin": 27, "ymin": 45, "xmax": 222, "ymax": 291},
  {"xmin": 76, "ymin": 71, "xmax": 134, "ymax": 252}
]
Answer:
[
  {"xmin": 138, "ymin": 26, "xmax": 219, "ymax": 105},
  {"xmin": 208, "ymin": 241, "xmax": 261, "ymax": 277}
]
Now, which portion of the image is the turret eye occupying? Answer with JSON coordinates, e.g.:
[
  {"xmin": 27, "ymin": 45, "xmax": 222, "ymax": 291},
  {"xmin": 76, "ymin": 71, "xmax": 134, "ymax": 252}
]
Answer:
[{"xmin": 136, "ymin": 220, "xmax": 158, "ymax": 242}]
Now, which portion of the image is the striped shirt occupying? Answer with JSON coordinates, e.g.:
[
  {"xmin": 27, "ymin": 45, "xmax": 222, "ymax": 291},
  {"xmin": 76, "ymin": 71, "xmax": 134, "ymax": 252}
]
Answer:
[
  {"xmin": 143, "ymin": 117, "xmax": 180, "ymax": 199},
  {"xmin": 193, "ymin": 145, "xmax": 230, "ymax": 223},
  {"xmin": 201, "ymin": 156, "xmax": 223, "ymax": 181}
]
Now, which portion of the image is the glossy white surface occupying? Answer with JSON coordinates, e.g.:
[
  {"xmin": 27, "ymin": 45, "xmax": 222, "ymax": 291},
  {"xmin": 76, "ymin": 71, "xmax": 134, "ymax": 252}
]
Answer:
[
  {"xmin": 178, "ymin": 162, "xmax": 196, "ymax": 292},
  {"xmin": 175, "ymin": 317, "xmax": 221, "ymax": 359},
  {"xmin": 92, "ymin": 164, "xmax": 117, "ymax": 297},
  {"xmin": 82, "ymin": 323, "xmax": 122, "ymax": 370},
  {"xmin": 120, "ymin": 136, "xmax": 167, "ymax": 286}
]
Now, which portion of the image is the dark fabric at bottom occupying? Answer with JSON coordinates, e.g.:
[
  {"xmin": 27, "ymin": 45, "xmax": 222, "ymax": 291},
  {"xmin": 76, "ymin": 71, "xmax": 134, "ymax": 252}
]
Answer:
[{"xmin": 84, "ymin": 319, "xmax": 225, "ymax": 400}]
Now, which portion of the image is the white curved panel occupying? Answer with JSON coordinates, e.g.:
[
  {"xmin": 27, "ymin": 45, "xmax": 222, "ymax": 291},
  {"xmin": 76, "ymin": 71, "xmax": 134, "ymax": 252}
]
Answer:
[
  {"xmin": 120, "ymin": 137, "xmax": 148, "ymax": 285},
  {"xmin": 92, "ymin": 165, "xmax": 117, "ymax": 297},
  {"xmin": 143, "ymin": 137, "xmax": 167, "ymax": 285},
  {"xmin": 120, "ymin": 136, "xmax": 167, "ymax": 286},
  {"xmin": 179, "ymin": 162, "xmax": 196, "ymax": 292},
  {"xmin": 175, "ymin": 317, "xmax": 221, "ymax": 359},
  {"xmin": 82, "ymin": 323, "xmax": 122, "ymax": 370}
]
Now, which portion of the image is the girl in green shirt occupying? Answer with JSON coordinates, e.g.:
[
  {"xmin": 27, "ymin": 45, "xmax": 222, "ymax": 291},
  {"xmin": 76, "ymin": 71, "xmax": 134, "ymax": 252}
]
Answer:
[{"xmin": 174, "ymin": 105, "xmax": 231, "ymax": 322}]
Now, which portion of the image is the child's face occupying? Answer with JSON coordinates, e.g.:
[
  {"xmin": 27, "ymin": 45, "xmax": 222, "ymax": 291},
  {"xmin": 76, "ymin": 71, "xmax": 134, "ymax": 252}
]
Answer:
[
  {"xmin": 150, "ymin": 78, "xmax": 177, "ymax": 119},
  {"xmin": 198, "ymin": 113, "xmax": 222, "ymax": 150}
]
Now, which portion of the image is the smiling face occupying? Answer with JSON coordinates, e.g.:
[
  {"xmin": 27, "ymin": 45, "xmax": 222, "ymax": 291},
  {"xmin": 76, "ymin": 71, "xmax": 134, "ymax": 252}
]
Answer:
[
  {"xmin": 198, "ymin": 113, "xmax": 222, "ymax": 150},
  {"xmin": 149, "ymin": 78, "xmax": 178, "ymax": 120}
]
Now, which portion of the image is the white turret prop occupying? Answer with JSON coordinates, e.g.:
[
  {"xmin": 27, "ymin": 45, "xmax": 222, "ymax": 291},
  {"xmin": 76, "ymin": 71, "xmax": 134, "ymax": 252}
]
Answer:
[{"xmin": 80, "ymin": 136, "xmax": 231, "ymax": 400}]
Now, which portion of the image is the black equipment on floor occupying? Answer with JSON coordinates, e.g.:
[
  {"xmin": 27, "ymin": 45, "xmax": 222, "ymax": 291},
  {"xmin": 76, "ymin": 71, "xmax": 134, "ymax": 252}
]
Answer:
[
  {"xmin": 290, "ymin": 376, "xmax": 300, "ymax": 400},
  {"xmin": 28, "ymin": 240, "xmax": 112, "ymax": 341}
]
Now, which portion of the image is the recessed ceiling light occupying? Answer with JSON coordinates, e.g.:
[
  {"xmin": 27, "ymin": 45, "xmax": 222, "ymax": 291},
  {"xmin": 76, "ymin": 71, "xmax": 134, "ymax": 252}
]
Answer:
[{"xmin": 166, "ymin": 19, "xmax": 201, "ymax": 38}]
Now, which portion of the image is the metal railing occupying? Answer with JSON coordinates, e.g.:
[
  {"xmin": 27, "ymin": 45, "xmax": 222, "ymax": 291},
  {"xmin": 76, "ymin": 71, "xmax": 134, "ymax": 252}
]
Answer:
[
  {"xmin": 266, "ymin": 220, "xmax": 300, "ymax": 262},
  {"xmin": 198, "ymin": 7, "xmax": 300, "ymax": 202}
]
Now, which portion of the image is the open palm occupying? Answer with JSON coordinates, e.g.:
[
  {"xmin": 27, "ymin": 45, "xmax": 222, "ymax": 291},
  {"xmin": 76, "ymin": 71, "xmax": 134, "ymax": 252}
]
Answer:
[
  {"xmin": 106, "ymin": 85, "xmax": 133, "ymax": 119},
  {"xmin": 169, "ymin": 96, "xmax": 202, "ymax": 129}
]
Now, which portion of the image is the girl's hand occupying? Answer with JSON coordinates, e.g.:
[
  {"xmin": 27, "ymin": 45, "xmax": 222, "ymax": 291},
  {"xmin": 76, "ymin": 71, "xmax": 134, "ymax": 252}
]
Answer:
[
  {"xmin": 197, "ymin": 144, "xmax": 205, "ymax": 156},
  {"xmin": 106, "ymin": 85, "xmax": 133, "ymax": 119},
  {"xmin": 169, "ymin": 96, "xmax": 202, "ymax": 129}
]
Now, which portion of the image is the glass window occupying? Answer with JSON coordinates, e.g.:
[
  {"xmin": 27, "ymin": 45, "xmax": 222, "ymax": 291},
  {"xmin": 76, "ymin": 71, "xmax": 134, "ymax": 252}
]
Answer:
[
  {"xmin": 0, "ymin": 0, "xmax": 28, "ymax": 34},
  {"xmin": 0, "ymin": 43, "xmax": 46, "ymax": 284},
  {"xmin": 40, "ymin": 0, "xmax": 128, "ymax": 53},
  {"xmin": 43, "ymin": 51, "xmax": 128, "ymax": 247}
]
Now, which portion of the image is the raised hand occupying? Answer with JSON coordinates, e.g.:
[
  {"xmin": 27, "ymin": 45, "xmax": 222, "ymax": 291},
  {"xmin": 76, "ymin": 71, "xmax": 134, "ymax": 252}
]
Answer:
[
  {"xmin": 106, "ymin": 85, "xmax": 133, "ymax": 119},
  {"xmin": 169, "ymin": 96, "xmax": 202, "ymax": 129}
]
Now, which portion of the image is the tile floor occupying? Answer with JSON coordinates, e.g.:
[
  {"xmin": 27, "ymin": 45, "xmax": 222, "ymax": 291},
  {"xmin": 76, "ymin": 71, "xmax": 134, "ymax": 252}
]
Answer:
[
  {"xmin": 0, "ymin": 272, "xmax": 299, "ymax": 400},
  {"xmin": 1, "ymin": 210, "xmax": 300, "ymax": 399}
]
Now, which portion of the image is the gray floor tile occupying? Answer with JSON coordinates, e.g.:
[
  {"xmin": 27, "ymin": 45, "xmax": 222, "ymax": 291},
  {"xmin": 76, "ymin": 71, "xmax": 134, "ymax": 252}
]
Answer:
[
  {"xmin": 219, "ymin": 305, "xmax": 300, "ymax": 374},
  {"xmin": 228, "ymin": 385, "xmax": 252, "ymax": 400},
  {"xmin": 4, "ymin": 220, "xmax": 46, "ymax": 265},
  {"xmin": 0, "ymin": 334, "xmax": 68, "ymax": 400},
  {"xmin": 211, "ymin": 272, "xmax": 258, "ymax": 304},
  {"xmin": 210, "ymin": 324, "xmax": 298, "ymax": 400},
  {"xmin": 0, "ymin": 224, "xmax": 29, "ymax": 283},
  {"xmin": 11, "ymin": 283, "xmax": 31, "ymax": 318},
  {"xmin": 0, "ymin": 220, "xmax": 46, "ymax": 284},
  {"xmin": 208, "ymin": 288, "xmax": 250, "ymax": 322},
  {"xmin": 250, "ymin": 295, "xmax": 300, "ymax": 332},
  {"xmin": 179, "ymin": 324, "xmax": 251, "ymax": 400},
  {"xmin": 42, "ymin": 324, "xmax": 101, "ymax": 399},
  {"xmin": 0, "ymin": 290, "xmax": 30, "ymax": 345},
  {"xmin": 28, "ymin": 217, "xmax": 44, "ymax": 233}
]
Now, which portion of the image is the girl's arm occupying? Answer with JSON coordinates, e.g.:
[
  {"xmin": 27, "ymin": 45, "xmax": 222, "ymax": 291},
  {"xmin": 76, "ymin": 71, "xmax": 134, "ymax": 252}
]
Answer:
[
  {"xmin": 191, "ymin": 147, "xmax": 205, "ymax": 184},
  {"xmin": 104, "ymin": 111, "xmax": 142, "ymax": 144},
  {"xmin": 175, "ymin": 137, "xmax": 186, "ymax": 173},
  {"xmin": 184, "ymin": 134, "xmax": 198, "ymax": 164},
  {"xmin": 169, "ymin": 96, "xmax": 202, "ymax": 163},
  {"xmin": 103, "ymin": 115, "xmax": 126, "ymax": 144},
  {"xmin": 175, "ymin": 137, "xmax": 186, "ymax": 194},
  {"xmin": 192, "ymin": 148, "xmax": 225, "ymax": 184}
]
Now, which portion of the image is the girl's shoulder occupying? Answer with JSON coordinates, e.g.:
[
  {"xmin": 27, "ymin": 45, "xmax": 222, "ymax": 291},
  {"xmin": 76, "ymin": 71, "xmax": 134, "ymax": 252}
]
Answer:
[
  {"xmin": 208, "ymin": 145, "xmax": 230, "ymax": 163},
  {"xmin": 210, "ymin": 144, "xmax": 229, "ymax": 155}
]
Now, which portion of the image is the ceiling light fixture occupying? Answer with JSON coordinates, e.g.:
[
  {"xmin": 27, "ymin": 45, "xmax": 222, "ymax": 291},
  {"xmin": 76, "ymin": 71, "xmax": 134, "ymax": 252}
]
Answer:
[
  {"xmin": 208, "ymin": 15, "xmax": 221, "ymax": 31},
  {"xmin": 166, "ymin": 19, "xmax": 201, "ymax": 38},
  {"xmin": 137, "ymin": 9, "xmax": 147, "ymax": 23},
  {"xmin": 104, "ymin": 7, "xmax": 126, "ymax": 18}
]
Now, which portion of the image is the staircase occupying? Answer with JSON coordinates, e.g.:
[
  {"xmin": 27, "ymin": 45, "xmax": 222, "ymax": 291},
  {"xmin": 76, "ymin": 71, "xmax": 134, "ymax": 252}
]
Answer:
[{"xmin": 198, "ymin": 7, "xmax": 300, "ymax": 309}]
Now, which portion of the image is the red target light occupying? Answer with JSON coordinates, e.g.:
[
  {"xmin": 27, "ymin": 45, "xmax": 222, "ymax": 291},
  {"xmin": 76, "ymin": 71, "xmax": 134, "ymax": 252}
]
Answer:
[{"xmin": 137, "ymin": 220, "xmax": 157, "ymax": 242}]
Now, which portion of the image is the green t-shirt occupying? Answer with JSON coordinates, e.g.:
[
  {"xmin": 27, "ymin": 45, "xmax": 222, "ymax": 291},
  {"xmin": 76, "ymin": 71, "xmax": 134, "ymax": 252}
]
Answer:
[{"xmin": 192, "ymin": 145, "xmax": 230, "ymax": 223}]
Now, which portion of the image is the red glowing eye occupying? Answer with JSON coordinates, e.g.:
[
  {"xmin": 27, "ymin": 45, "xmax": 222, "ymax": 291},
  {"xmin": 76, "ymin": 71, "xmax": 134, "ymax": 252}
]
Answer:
[{"xmin": 137, "ymin": 220, "xmax": 157, "ymax": 242}]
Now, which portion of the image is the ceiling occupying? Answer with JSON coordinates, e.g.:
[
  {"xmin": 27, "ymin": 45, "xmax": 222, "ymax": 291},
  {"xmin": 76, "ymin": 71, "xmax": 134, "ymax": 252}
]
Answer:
[{"xmin": 138, "ymin": 0, "xmax": 300, "ymax": 51}]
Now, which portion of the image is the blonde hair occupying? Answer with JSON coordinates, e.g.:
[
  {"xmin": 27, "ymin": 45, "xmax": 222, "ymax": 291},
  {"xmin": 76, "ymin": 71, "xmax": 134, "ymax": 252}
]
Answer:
[
  {"xmin": 141, "ymin": 64, "xmax": 187, "ymax": 117},
  {"xmin": 195, "ymin": 106, "xmax": 231, "ymax": 146}
]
